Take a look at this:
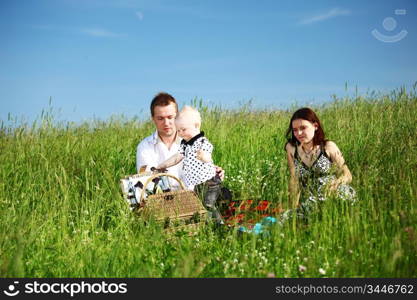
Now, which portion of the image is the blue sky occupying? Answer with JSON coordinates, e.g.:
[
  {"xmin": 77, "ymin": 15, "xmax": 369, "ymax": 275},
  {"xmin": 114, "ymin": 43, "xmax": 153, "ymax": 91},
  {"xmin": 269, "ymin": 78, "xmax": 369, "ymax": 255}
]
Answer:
[{"xmin": 1, "ymin": 0, "xmax": 416, "ymax": 124}]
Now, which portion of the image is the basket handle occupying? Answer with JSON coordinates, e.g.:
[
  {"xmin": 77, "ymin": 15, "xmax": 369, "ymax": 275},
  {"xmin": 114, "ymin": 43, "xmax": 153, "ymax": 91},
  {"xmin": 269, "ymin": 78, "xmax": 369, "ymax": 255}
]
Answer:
[{"xmin": 139, "ymin": 173, "xmax": 186, "ymax": 202}]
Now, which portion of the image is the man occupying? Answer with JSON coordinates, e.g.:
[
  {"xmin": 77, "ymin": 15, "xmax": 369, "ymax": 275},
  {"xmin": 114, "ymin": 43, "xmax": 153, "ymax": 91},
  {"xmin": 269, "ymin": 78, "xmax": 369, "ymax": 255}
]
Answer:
[
  {"xmin": 136, "ymin": 92, "xmax": 224, "ymax": 189},
  {"xmin": 136, "ymin": 92, "xmax": 181, "ymax": 177}
]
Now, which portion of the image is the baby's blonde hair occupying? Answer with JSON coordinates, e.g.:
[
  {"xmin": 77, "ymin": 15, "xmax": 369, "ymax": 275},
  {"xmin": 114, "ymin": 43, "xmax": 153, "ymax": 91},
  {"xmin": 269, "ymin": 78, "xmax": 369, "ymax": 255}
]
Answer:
[{"xmin": 176, "ymin": 105, "xmax": 201, "ymax": 129}]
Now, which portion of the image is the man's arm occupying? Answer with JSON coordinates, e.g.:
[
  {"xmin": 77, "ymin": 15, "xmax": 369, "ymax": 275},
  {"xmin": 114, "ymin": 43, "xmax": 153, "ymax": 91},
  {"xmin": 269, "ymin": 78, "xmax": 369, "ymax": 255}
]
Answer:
[{"xmin": 157, "ymin": 153, "xmax": 184, "ymax": 169}]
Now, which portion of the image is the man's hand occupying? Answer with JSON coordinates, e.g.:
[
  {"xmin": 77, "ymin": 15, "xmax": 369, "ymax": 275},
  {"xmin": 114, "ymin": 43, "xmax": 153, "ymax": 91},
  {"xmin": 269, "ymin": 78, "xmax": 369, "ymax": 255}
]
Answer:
[{"xmin": 151, "ymin": 167, "xmax": 167, "ymax": 173}]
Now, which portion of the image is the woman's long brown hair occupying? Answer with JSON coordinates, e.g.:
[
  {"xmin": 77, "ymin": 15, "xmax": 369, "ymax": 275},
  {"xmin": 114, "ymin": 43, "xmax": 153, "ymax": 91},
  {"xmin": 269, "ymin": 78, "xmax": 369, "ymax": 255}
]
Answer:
[{"xmin": 285, "ymin": 107, "xmax": 326, "ymax": 146}]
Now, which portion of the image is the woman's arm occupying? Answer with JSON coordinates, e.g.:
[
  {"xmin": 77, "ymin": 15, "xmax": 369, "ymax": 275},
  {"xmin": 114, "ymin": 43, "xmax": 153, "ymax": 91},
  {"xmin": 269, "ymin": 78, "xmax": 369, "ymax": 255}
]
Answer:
[
  {"xmin": 156, "ymin": 153, "xmax": 184, "ymax": 169},
  {"xmin": 325, "ymin": 141, "xmax": 352, "ymax": 190},
  {"xmin": 285, "ymin": 143, "xmax": 300, "ymax": 209}
]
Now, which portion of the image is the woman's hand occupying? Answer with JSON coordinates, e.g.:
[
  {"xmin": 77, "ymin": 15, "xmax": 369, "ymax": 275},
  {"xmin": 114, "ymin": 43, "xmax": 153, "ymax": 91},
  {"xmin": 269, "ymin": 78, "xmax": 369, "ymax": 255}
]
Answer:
[{"xmin": 328, "ymin": 179, "xmax": 340, "ymax": 192}]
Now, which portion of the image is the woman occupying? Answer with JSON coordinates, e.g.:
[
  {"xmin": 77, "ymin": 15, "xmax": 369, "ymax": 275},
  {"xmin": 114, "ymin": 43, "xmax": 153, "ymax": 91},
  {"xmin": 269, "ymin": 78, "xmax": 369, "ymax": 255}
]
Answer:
[{"xmin": 281, "ymin": 107, "xmax": 356, "ymax": 222}]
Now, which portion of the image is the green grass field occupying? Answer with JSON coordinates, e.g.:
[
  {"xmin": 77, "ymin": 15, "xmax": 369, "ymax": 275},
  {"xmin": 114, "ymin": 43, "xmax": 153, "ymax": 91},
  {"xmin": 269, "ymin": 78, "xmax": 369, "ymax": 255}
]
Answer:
[{"xmin": 1, "ymin": 88, "xmax": 416, "ymax": 277}]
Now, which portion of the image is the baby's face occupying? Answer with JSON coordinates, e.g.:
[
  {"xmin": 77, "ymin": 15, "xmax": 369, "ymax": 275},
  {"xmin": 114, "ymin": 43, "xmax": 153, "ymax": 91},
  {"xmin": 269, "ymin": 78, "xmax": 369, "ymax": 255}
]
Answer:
[{"xmin": 176, "ymin": 119, "xmax": 199, "ymax": 141}]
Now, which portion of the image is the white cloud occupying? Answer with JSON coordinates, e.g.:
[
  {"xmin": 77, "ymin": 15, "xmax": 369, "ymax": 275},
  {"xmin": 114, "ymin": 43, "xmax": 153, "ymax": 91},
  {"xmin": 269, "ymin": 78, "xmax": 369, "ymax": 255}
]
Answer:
[
  {"xmin": 80, "ymin": 28, "xmax": 127, "ymax": 38},
  {"xmin": 135, "ymin": 11, "xmax": 144, "ymax": 20},
  {"xmin": 299, "ymin": 8, "xmax": 351, "ymax": 25},
  {"xmin": 32, "ymin": 24, "xmax": 127, "ymax": 38}
]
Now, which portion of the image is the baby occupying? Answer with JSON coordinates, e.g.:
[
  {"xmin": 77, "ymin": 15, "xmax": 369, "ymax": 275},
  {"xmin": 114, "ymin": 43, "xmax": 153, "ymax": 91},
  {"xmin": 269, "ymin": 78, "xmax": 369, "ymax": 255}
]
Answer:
[{"xmin": 156, "ymin": 106, "xmax": 224, "ymax": 225}]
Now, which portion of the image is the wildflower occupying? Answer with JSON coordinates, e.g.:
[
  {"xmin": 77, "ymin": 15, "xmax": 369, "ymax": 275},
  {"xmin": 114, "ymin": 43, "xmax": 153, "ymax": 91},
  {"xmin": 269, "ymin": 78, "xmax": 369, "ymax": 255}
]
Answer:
[
  {"xmin": 267, "ymin": 272, "xmax": 275, "ymax": 278},
  {"xmin": 299, "ymin": 265, "xmax": 307, "ymax": 273},
  {"xmin": 319, "ymin": 268, "xmax": 326, "ymax": 275}
]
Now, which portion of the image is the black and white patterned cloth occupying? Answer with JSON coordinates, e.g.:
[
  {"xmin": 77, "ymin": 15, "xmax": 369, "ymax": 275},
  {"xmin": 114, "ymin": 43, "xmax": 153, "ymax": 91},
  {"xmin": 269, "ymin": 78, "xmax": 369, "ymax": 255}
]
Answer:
[
  {"xmin": 179, "ymin": 132, "xmax": 216, "ymax": 188},
  {"xmin": 294, "ymin": 143, "xmax": 356, "ymax": 206},
  {"xmin": 278, "ymin": 143, "xmax": 357, "ymax": 225}
]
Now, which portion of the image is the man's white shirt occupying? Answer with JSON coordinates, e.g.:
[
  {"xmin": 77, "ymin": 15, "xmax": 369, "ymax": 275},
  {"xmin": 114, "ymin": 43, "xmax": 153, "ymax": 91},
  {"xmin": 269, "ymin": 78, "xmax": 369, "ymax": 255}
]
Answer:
[{"xmin": 136, "ymin": 131, "xmax": 184, "ymax": 188}]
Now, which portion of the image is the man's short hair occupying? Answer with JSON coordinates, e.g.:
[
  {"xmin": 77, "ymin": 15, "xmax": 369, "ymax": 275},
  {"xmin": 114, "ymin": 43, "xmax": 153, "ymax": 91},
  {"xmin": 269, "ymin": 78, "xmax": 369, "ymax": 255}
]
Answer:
[{"xmin": 150, "ymin": 92, "xmax": 178, "ymax": 117}]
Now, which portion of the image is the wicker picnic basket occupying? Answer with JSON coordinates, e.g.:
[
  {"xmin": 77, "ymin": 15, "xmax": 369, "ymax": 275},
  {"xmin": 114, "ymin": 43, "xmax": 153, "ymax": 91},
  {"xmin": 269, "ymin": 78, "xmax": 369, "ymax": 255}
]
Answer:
[{"xmin": 120, "ymin": 172, "xmax": 207, "ymax": 230}]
